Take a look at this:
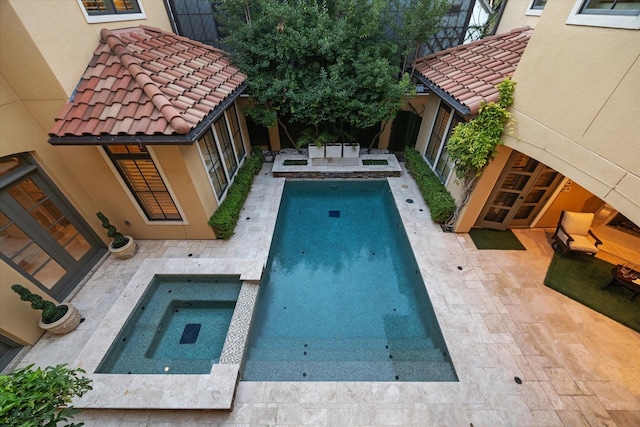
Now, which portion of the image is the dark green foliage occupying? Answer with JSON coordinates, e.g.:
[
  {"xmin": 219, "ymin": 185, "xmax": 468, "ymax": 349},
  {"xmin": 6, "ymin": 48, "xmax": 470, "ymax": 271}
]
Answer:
[
  {"xmin": 404, "ymin": 147, "xmax": 456, "ymax": 224},
  {"xmin": 362, "ymin": 159, "xmax": 389, "ymax": 165},
  {"xmin": 96, "ymin": 212, "xmax": 128, "ymax": 249},
  {"xmin": 447, "ymin": 78, "xmax": 515, "ymax": 179},
  {"xmin": 0, "ymin": 363, "xmax": 92, "ymax": 427},
  {"xmin": 213, "ymin": 0, "xmax": 431, "ymax": 132},
  {"xmin": 10, "ymin": 284, "xmax": 67, "ymax": 324},
  {"xmin": 283, "ymin": 159, "xmax": 308, "ymax": 166},
  {"xmin": 208, "ymin": 150, "xmax": 263, "ymax": 239}
]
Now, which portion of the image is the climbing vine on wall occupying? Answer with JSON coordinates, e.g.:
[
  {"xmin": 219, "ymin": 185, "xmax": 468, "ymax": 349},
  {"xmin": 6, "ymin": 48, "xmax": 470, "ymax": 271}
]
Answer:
[
  {"xmin": 448, "ymin": 77, "xmax": 515, "ymax": 179},
  {"xmin": 444, "ymin": 77, "xmax": 515, "ymax": 229}
]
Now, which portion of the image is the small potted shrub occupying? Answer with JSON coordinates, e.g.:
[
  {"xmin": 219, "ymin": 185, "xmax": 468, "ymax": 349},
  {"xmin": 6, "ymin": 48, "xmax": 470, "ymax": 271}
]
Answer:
[
  {"xmin": 96, "ymin": 212, "xmax": 137, "ymax": 259},
  {"xmin": 11, "ymin": 284, "xmax": 82, "ymax": 335},
  {"xmin": 0, "ymin": 363, "xmax": 92, "ymax": 426}
]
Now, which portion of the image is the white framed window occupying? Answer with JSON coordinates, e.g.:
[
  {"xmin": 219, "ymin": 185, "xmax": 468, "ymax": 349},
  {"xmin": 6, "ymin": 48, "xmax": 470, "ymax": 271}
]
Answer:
[
  {"xmin": 424, "ymin": 102, "xmax": 460, "ymax": 184},
  {"xmin": 566, "ymin": 0, "xmax": 640, "ymax": 29},
  {"xmin": 77, "ymin": 0, "xmax": 146, "ymax": 24},
  {"xmin": 526, "ymin": 0, "xmax": 547, "ymax": 16}
]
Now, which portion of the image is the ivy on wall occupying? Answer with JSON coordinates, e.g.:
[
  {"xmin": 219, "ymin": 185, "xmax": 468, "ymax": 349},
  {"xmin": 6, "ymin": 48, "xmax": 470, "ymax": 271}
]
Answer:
[
  {"xmin": 448, "ymin": 77, "xmax": 515, "ymax": 179},
  {"xmin": 445, "ymin": 77, "xmax": 515, "ymax": 229}
]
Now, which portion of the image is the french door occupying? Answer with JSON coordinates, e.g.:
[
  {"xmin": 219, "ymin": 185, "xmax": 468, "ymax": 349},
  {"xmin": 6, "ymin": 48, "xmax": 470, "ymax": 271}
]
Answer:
[
  {"xmin": 476, "ymin": 152, "xmax": 563, "ymax": 230},
  {"xmin": 0, "ymin": 155, "xmax": 106, "ymax": 300}
]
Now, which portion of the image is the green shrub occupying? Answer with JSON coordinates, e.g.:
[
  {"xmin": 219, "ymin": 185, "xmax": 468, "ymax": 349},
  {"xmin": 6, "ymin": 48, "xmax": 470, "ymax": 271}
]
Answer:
[
  {"xmin": 404, "ymin": 147, "xmax": 456, "ymax": 224},
  {"xmin": 208, "ymin": 150, "xmax": 263, "ymax": 239},
  {"xmin": 0, "ymin": 363, "xmax": 92, "ymax": 427}
]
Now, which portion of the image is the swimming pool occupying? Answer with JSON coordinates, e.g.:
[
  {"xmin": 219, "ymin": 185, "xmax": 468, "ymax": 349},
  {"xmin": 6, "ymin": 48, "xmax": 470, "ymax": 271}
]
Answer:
[
  {"xmin": 242, "ymin": 180, "xmax": 457, "ymax": 381},
  {"xmin": 96, "ymin": 275, "xmax": 242, "ymax": 375}
]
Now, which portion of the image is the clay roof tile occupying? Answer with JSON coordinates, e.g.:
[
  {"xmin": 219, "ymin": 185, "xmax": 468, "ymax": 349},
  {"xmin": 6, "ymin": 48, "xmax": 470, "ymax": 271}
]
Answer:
[
  {"xmin": 48, "ymin": 26, "xmax": 245, "ymax": 139},
  {"xmin": 414, "ymin": 27, "xmax": 532, "ymax": 115}
]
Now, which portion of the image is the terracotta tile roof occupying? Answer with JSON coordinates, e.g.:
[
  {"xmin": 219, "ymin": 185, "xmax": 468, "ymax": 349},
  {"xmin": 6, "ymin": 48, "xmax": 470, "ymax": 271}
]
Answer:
[
  {"xmin": 49, "ymin": 26, "xmax": 245, "ymax": 143},
  {"xmin": 413, "ymin": 27, "xmax": 532, "ymax": 116}
]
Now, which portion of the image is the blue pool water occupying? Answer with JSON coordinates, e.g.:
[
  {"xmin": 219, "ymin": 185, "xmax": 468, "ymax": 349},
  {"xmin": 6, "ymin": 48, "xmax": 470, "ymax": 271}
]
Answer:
[
  {"xmin": 242, "ymin": 180, "xmax": 457, "ymax": 381},
  {"xmin": 96, "ymin": 275, "xmax": 241, "ymax": 374}
]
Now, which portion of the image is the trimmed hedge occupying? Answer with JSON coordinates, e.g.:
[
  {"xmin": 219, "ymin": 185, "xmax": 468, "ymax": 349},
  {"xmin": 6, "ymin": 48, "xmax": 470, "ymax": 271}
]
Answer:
[
  {"xmin": 208, "ymin": 148, "xmax": 263, "ymax": 239},
  {"xmin": 404, "ymin": 147, "xmax": 456, "ymax": 224}
]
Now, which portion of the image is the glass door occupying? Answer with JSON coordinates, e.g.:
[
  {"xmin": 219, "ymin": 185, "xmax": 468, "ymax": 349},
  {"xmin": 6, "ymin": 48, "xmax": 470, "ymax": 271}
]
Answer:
[
  {"xmin": 0, "ymin": 156, "xmax": 105, "ymax": 299},
  {"xmin": 476, "ymin": 152, "xmax": 562, "ymax": 230}
]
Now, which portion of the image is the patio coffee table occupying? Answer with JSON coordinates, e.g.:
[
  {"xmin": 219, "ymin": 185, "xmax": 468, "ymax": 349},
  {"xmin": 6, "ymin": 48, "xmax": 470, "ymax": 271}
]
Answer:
[{"xmin": 603, "ymin": 265, "xmax": 640, "ymax": 301}]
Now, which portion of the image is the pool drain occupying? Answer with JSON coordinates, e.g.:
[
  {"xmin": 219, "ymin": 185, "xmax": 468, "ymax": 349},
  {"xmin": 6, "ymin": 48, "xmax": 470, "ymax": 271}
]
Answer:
[
  {"xmin": 180, "ymin": 323, "xmax": 201, "ymax": 344},
  {"xmin": 329, "ymin": 210, "xmax": 340, "ymax": 218}
]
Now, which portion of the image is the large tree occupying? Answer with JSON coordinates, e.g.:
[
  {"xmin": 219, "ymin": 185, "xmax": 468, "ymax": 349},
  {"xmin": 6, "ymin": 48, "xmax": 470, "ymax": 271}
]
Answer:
[{"xmin": 214, "ymin": 0, "xmax": 446, "ymax": 145}]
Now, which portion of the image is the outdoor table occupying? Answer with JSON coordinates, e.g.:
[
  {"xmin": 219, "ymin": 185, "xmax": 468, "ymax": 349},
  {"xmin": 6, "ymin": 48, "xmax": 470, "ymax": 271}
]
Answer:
[{"xmin": 602, "ymin": 265, "xmax": 640, "ymax": 301}]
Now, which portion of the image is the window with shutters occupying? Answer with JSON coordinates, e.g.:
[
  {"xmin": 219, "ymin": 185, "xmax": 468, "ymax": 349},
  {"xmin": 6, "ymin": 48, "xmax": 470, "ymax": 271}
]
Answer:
[{"xmin": 104, "ymin": 145, "xmax": 182, "ymax": 221}]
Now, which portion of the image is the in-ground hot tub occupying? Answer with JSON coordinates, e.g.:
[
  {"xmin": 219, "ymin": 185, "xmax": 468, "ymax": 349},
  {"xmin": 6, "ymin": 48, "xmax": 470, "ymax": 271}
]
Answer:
[{"xmin": 96, "ymin": 275, "xmax": 242, "ymax": 375}]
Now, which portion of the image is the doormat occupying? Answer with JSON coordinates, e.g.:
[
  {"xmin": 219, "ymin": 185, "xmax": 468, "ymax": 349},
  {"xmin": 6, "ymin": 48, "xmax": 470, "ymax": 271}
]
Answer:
[
  {"xmin": 544, "ymin": 253, "xmax": 640, "ymax": 333},
  {"xmin": 469, "ymin": 228, "xmax": 526, "ymax": 250}
]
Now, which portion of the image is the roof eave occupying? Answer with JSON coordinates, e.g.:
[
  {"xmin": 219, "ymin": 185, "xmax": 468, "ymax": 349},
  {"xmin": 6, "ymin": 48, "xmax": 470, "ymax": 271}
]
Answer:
[
  {"xmin": 48, "ymin": 83, "xmax": 246, "ymax": 146},
  {"xmin": 414, "ymin": 74, "xmax": 471, "ymax": 117}
]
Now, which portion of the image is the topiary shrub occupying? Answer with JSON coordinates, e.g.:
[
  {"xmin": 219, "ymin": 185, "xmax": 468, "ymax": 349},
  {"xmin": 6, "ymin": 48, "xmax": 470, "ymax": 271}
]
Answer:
[
  {"xmin": 96, "ymin": 212, "xmax": 129, "ymax": 249},
  {"xmin": 404, "ymin": 147, "xmax": 456, "ymax": 224},
  {"xmin": 11, "ymin": 284, "xmax": 67, "ymax": 324},
  {"xmin": 208, "ymin": 149, "xmax": 263, "ymax": 239}
]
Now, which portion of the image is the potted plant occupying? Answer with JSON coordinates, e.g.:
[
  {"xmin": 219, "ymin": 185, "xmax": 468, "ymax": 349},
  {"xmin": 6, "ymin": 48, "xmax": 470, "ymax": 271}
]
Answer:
[
  {"xmin": 96, "ymin": 212, "xmax": 137, "ymax": 259},
  {"xmin": 298, "ymin": 127, "xmax": 332, "ymax": 159},
  {"xmin": 0, "ymin": 363, "xmax": 92, "ymax": 426},
  {"xmin": 10, "ymin": 284, "xmax": 82, "ymax": 335}
]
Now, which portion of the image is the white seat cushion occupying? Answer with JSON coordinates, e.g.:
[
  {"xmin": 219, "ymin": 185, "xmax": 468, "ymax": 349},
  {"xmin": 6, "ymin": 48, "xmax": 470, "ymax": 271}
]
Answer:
[
  {"xmin": 568, "ymin": 235, "xmax": 599, "ymax": 253},
  {"xmin": 561, "ymin": 212, "xmax": 595, "ymax": 235}
]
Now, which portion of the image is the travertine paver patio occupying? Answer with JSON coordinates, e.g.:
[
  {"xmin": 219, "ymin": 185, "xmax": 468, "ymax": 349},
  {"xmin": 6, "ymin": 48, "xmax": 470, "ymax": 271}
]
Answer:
[{"xmin": 12, "ymin": 163, "xmax": 640, "ymax": 426}]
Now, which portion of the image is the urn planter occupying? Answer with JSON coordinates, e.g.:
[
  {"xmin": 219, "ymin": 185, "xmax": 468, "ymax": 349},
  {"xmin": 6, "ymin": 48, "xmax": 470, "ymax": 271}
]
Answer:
[
  {"xmin": 108, "ymin": 236, "xmax": 137, "ymax": 259},
  {"xmin": 39, "ymin": 303, "xmax": 82, "ymax": 335}
]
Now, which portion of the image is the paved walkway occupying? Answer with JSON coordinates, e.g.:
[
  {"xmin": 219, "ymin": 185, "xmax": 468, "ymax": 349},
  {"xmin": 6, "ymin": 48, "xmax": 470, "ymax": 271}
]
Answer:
[{"xmin": 13, "ymin": 164, "xmax": 640, "ymax": 426}]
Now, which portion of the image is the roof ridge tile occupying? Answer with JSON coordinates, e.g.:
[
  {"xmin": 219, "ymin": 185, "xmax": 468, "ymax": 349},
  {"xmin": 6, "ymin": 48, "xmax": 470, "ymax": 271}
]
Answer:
[{"xmin": 100, "ymin": 28, "xmax": 192, "ymax": 135}]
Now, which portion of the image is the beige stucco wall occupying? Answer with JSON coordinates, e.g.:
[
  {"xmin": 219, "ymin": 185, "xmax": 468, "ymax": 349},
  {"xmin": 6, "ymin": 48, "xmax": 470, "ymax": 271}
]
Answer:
[
  {"xmin": 454, "ymin": 145, "xmax": 513, "ymax": 233},
  {"xmin": 413, "ymin": 94, "xmax": 441, "ymax": 155},
  {"xmin": 0, "ymin": 263, "xmax": 47, "ymax": 346},
  {"xmin": 502, "ymin": 0, "xmax": 640, "ymax": 227},
  {"xmin": 495, "ymin": 0, "xmax": 541, "ymax": 33},
  {"xmin": 7, "ymin": 0, "xmax": 172, "ymax": 97}
]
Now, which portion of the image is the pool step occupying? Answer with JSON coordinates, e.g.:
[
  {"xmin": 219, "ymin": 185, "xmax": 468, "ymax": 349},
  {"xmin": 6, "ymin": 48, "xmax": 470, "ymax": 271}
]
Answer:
[
  {"xmin": 246, "ymin": 344, "xmax": 446, "ymax": 363},
  {"xmin": 249, "ymin": 337, "xmax": 439, "ymax": 351},
  {"xmin": 241, "ymin": 359, "xmax": 458, "ymax": 382}
]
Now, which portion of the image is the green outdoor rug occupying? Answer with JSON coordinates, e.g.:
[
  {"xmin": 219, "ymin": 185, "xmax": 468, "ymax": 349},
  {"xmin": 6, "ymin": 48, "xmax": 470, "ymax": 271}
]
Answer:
[
  {"xmin": 544, "ymin": 252, "xmax": 640, "ymax": 333},
  {"xmin": 469, "ymin": 228, "xmax": 526, "ymax": 250}
]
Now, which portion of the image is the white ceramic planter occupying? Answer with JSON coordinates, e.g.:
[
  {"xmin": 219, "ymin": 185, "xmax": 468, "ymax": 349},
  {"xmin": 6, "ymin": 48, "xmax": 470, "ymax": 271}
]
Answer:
[
  {"xmin": 39, "ymin": 303, "xmax": 82, "ymax": 335},
  {"xmin": 109, "ymin": 236, "xmax": 137, "ymax": 259},
  {"xmin": 325, "ymin": 143, "xmax": 342, "ymax": 158},
  {"xmin": 342, "ymin": 143, "xmax": 360, "ymax": 158},
  {"xmin": 308, "ymin": 145, "xmax": 325, "ymax": 159}
]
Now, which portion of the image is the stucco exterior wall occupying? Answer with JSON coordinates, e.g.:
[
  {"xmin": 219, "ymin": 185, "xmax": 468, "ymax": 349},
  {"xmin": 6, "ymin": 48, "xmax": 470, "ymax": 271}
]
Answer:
[
  {"xmin": 7, "ymin": 0, "xmax": 172, "ymax": 97},
  {"xmin": 496, "ymin": 0, "xmax": 541, "ymax": 33},
  {"xmin": 504, "ymin": 0, "xmax": 640, "ymax": 226},
  {"xmin": 0, "ymin": 262, "xmax": 48, "ymax": 346}
]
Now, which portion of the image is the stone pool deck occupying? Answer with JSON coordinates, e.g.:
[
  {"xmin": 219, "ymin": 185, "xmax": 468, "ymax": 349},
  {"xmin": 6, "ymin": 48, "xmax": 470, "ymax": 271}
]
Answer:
[{"xmin": 11, "ymin": 163, "xmax": 640, "ymax": 425}]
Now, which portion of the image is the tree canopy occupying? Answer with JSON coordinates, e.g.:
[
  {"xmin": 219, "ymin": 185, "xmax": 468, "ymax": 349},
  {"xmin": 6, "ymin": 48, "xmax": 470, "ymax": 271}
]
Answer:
[{"xmin": 214, "ymin": 0, "xmax": 446, "ymax": 143}]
